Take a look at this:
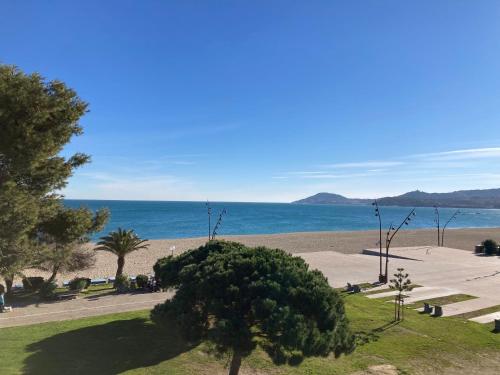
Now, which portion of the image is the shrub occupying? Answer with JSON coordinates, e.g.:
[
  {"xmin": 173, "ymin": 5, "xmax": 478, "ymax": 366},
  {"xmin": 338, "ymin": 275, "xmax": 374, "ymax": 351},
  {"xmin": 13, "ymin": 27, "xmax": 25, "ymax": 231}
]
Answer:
[
  {"xmin": 482, "ymin": 239, "xmax": 498, "ymax": 256},
  {"xmin": 22, "ymin": 277, "xmax": 45, "ymax": 291},
  {"xmin": 135, "ymin": 274, "xmax": 148, "ymax": 288},
  {"xmin": 68, "ymin": 277, "xmax": 91, "ymax": 291},
  {"xmin": 39, "ymin": 282, "xmax": 57, "ymax": 299},
  {"xmin": 114, "ymin": 274, "xmax": 130, "ymax": 292}
]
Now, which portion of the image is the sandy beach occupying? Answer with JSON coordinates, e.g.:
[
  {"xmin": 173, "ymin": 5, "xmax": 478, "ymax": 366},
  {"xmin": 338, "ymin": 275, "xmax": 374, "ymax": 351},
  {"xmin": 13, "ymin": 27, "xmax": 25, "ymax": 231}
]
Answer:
[{"xmin": 23, "ymin": 227, "xmax": 500, "ymax": 282}]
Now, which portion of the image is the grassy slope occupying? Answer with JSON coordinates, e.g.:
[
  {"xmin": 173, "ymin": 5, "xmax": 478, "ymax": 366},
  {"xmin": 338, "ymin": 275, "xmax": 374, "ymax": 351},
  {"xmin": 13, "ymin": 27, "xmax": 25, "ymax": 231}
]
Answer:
[{"xmin": 1, "ymin": 294, "xmax": 499, "ymax": 375}]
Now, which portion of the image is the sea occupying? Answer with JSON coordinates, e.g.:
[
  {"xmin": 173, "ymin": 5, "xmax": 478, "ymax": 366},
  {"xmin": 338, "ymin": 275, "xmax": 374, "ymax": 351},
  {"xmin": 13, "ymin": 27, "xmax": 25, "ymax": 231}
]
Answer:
[{"xmin": 63, "ymin": 200, "xmax": 500, "ymax": 241}]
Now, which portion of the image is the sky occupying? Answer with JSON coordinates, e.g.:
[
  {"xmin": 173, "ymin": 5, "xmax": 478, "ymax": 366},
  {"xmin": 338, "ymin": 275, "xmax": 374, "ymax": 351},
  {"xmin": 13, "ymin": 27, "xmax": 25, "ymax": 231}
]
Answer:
[{"xmin": 2, "ymin": 1, "xmax": 500, "ymax": 202}]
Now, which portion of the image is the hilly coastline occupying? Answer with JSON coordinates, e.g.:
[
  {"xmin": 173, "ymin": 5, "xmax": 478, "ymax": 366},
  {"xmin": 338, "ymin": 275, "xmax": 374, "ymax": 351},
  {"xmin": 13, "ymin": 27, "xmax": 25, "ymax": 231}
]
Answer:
[{"xmin": 293, "ymin": 188, "xmax": 500, "ymax": 209}]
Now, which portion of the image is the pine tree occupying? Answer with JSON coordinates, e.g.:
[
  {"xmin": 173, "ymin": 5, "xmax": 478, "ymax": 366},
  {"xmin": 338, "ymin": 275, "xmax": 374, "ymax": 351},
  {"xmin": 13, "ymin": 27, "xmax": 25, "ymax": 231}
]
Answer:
[
  {"xmin": 0, "ymin": 65, "xmax": 94, "ymax": 291},
  {"xmin": 152, "ymin": 240, "xmax": 355, "ymax": 375}
]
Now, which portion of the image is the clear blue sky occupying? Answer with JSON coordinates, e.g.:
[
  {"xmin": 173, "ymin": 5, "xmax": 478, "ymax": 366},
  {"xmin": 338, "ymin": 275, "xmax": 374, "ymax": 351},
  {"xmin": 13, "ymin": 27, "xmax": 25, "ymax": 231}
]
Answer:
[{"xmin": 2, "ymin": 1, "xmax": 500, "ymax": 202}]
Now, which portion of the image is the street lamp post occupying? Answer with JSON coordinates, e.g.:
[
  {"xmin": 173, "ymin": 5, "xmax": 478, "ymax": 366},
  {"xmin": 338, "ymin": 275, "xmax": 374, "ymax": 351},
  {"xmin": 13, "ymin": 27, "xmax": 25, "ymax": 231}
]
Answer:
[
  {"xmin": 372, "ymin": 201, "xmax": 384, "ymax": 282},
  {"xmin": 206, "ymin": 201, "xmax": 211, "ymax": 241},
  {"xmin": 441, "ymin": 210, "xmax": 460, "ymax": 247},
  {"xmin": 383, "ymin": 208, "xmax": 416, "ymax": 282},
  {"xmin": 434, "ymin": 206, "xmax": 440, "ymax": 246}
]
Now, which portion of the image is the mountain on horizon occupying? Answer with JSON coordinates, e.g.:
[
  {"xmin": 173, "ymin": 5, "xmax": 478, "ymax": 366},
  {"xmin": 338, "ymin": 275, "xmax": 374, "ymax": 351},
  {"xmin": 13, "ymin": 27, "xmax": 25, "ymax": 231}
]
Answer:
[{"xmin": 292, "ymin": 188, "xmax": 500, "ymax": 209}]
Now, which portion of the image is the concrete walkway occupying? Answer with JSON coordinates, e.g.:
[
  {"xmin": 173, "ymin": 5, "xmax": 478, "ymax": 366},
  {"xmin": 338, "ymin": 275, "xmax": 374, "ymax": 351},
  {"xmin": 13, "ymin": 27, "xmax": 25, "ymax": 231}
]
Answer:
[
  {"xmin": 366, "ymin": 286, "xmax": 460, "ymax": 303},
  {"xmin": 440, "ymin": 297, "xmax": 500, "ymax": 317},
  {"xmin": 298, "ymin": 246, "xmax": 500, "ymax": 321},
  {"xmin": 0, "ymin": 291, "xmax": 172, "ymax": 328},
  {"xmin": 470, "ymin": 311, "xmax": 500, "ymax": 323}
]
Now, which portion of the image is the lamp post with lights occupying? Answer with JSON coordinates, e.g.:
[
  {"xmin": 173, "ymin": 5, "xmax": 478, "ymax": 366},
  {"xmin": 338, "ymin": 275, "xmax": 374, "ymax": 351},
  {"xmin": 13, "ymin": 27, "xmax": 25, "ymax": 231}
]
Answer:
[{"xmin": 383, "ymin": 208, "xmax": 416, "ymax": 282}]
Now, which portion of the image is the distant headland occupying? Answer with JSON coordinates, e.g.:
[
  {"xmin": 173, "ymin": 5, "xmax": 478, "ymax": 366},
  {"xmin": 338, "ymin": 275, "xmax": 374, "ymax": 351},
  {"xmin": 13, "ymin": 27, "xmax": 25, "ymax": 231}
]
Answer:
[{"xmin": 292, "ymin": 188, "xmax": 500, "ymax": 209}]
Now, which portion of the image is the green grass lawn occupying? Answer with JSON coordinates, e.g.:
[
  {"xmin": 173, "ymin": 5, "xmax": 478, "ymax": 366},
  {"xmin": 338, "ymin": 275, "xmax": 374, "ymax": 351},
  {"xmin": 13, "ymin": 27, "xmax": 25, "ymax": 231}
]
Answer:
[{"xmin": 1, "ymin": 294, "xmax": 499, "ymax": 375}]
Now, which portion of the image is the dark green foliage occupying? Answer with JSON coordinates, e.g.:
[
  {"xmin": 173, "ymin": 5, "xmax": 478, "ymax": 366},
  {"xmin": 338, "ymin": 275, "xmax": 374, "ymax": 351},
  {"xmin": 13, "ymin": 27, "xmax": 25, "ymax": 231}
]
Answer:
[
  {"xmin": 152, "ymin": 241, "xmax": 354, "ymax": 374},
  {"xmin": 136, "ymin": 274, "xmax": 148, "ymax": 288},
  {"xmin": 39, "ymin": 282, "xmax": 57, "ymax": 299},
  {"xmin": 114, "ymin": 274, "xmax": 130, "ymax": 292},
  {"xmin": 22, "ymin": 277, "xmax": 45, "ymax": 291},
  {"xmin": 0, "ymin": 65, "xmax": 100, "ymax": 292},
  {"xmin": 482, "ymin": 239, "xmax": 498, "ymax": 256},
  {"xmin": 68, "ymin": 277, "xmax": 91, "ymax": 291}
]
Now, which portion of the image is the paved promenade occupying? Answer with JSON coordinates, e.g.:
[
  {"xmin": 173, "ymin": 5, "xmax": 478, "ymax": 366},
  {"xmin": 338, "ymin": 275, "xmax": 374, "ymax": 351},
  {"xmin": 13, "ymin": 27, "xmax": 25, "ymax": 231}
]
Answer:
[
  {"xmin": 298, "ymin": 246, "xmax": 500, "ymax": 319},
  {"xmin": 2, "ymin": 246, "xmax": 499, "ymax": 328},
  {"xmin": 0, "ymin": 291, "xmax": 172, "ymax": 328}
]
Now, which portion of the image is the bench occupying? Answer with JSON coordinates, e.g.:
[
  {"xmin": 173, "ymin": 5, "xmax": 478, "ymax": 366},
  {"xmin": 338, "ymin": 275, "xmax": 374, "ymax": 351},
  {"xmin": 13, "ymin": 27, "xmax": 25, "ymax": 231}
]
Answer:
[
  {"xmin": 423, "ymin": 303, "xmax": 433, "ymax": 314},
  {"xmin": 56, "ymin": 292, "xmax": 79, "ymax": 301},
  {"xmin": 90, "ymin": 278, "xmax": 108, "ymax": 285},
  {"xmin": 433, "ymin": 305, "xmax": 443, "ymax": 317}
]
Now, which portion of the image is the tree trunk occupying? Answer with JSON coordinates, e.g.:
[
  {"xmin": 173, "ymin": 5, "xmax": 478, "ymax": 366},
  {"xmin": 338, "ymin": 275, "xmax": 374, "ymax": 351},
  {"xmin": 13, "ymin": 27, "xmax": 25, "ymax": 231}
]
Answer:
[
  {"xmin": 228, "ymin": 351, "xmax": 242, "ymax": 375},
  {"xmin": 116, "ymin": 256, "xmax": 125, "ymax": 278},
  {"xmin": 394, "ymin": 296, "xmax": 397, "ymax": 321},
  {"xmin": 5, "ymin": 276, "xmax": 13, "ymax": 295},
  {"xmin": 47, "ymin": 264, "xmax": 60, "ymax": 284}
]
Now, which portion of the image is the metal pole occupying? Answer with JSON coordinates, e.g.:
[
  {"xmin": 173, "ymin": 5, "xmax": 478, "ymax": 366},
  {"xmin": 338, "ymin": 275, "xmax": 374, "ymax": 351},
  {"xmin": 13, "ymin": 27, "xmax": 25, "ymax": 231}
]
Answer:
[
  {"xmin": 384, "ymin": 209, "xmax": 416, "ymax": 282},
  {"xmin": 373, "ymin": 201, "xmax": 383, "ymax": 281},
  {"xmin": 206, "ymin": 201, "xmax": 211, "ymax": 241},
  {"xmin": 434, "ymin": 206, "xmax": 440, "ymax": 246},
  {"xmin": 441, "ymin": 210, "xmax": 460, "ymax": 247}
]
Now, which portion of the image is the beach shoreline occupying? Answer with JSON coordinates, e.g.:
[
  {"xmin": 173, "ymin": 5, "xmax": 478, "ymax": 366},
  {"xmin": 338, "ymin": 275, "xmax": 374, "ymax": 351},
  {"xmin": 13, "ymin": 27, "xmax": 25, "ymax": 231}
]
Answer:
[{"xmin": 22, "ymin": 227, "xmax": 500, "ymax": 282}]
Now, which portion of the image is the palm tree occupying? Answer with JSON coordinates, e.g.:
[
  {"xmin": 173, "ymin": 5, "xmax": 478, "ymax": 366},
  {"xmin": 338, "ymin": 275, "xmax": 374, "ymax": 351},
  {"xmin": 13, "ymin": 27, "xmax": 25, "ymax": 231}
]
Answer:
[{"xmin": 95, "ymin": 228, "xmax": 149, "ymax": 278}]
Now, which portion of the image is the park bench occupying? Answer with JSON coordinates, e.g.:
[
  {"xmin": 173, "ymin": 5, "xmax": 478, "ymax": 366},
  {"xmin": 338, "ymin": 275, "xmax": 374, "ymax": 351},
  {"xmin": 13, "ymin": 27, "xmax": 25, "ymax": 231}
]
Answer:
[
  {"xmin": 423, "ymin": 303, "xmax": 433, "ymax": 314},
  {"xmin": 433, "ymin": 305, "xmax": 443, "ymax": 317},
  {"xmin": 352, "ymin": 285, "xmax": 361, "ymax": 293},
  {"xmin": 56, "ymin": 292, "xmax": 79, "ymax": 301},
  {"xmin": 345, "ymin": 283, "xmax": 361, "ymax": 293},
  {"xmin": 90, "ymin": 278, "xmax": 107, "ymax": 285}
]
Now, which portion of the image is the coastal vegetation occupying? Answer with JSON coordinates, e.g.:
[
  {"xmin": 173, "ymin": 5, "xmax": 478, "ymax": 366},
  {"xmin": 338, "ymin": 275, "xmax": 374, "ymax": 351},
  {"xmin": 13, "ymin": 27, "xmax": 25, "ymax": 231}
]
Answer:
[{"xmin": 152, "ymin": 240, "xmax": 354, "ymax": 375}]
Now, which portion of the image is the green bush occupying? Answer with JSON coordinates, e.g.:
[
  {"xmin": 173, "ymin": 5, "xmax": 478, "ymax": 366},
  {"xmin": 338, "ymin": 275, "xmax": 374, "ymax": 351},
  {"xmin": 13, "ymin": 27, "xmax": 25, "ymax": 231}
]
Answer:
[
  {"xmin": 114, "ymin": 274, "xmax": 130, "ymax": 292},
  {"xmin": 482, "ymin": 239, "xmax": 498, "ymax": 255},
  {"xmin": 68, "ymin": 277, "xmax": 91, "ymax": 291},
  {"xmin": 22, "ymin": 277, "xmax": 45, "ymax": 291},
  {"xmin": 39, "ymin": 282, "xmax": 57, "ymax": 299},
  {"xmin": 135, "ymin": 274, "xmax": 148, "ymax": 288}
]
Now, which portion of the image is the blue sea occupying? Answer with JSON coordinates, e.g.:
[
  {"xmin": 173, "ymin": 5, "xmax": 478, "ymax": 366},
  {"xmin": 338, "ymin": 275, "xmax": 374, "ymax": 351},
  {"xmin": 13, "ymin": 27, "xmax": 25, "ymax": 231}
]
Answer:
[{"xmin": 64, "ymin": 200, "xmax": 500, "ymax": 241}]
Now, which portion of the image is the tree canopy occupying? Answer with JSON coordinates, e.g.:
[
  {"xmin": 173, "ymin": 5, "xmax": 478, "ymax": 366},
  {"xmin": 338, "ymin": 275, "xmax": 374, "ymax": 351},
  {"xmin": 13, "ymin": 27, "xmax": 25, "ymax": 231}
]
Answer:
[
  {"xmin": 0, "ymin": 64, "xmax": 106, "ymax": 291},
  {"xmin": 152, "ymin": 240, "xmax": 354, "ymax": 375},
  {"xmin": 36, "ymin": 206, "xmax": 109, "ymax": 282}
]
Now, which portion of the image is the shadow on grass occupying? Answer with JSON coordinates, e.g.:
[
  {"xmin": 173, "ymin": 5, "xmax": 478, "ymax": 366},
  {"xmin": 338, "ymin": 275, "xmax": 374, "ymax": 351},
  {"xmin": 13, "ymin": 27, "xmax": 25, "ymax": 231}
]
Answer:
[
  {"xmin": 23, "ymin": 318, "xmax": 197, "ymax": 375},
  {"xmin": 355, "ymin": 320, "xmax": 401, "ymax": 346}
]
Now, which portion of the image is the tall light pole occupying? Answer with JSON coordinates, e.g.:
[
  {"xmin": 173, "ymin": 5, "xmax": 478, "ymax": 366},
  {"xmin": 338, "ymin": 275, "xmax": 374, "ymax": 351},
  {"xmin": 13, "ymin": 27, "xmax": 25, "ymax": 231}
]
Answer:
[
  {"xmin": 434, "ymin": 206, "xmax": 440, "ymax": 246},
  {"xmin": 441, "ymin": 210, "xmax": 460, "ymax": 247},
  {"xmin": 384, "ymin": 208, "xmax": 416, "ymax": 282},
  {"xmin": 372, "ymin": 200, "xmax": 383, "ymax": 282},
  {"xmin": 206, "ymin": 201, "xmax": 211, "ymax": 241}
]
